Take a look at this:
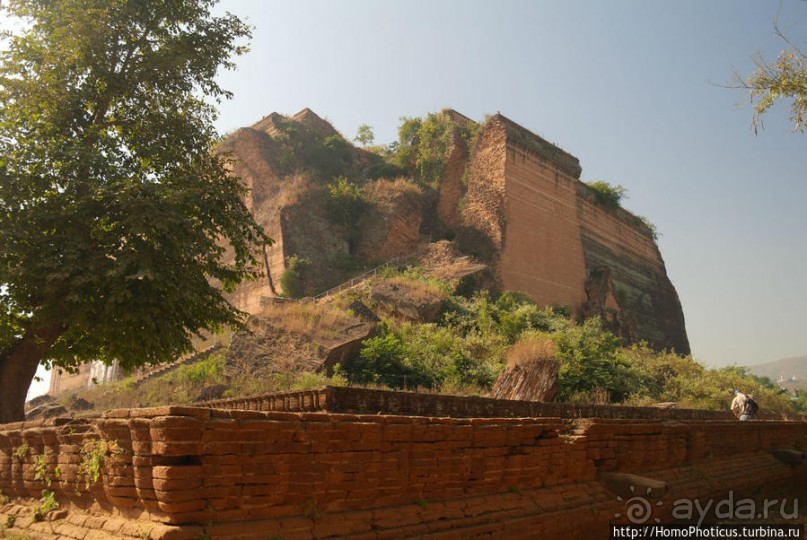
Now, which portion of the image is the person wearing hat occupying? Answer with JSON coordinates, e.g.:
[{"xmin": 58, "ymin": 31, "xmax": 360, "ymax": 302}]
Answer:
[{"xmin": 730, "ymin": 389, "xmax": 757, "ymax": 421}]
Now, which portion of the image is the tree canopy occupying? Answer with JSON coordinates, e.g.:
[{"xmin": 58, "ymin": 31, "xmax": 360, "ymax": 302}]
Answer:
[
  {"xmin": 0, "ymin": 0, "xmax": 267, "ymax": 422},
  {"xmin": 353, "ymin": 124, "xmax": 374, "ymax": 147}
]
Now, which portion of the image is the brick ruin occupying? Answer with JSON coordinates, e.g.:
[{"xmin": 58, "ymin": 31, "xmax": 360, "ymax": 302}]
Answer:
[
  {"xmin": 2, "ymin": 388, "xmax": 806, "ymax": 539},
  {"xmin": 44, "ymin": 109, "xmax": 691, "ymax": 397},
  {"xmin": 459, "ymin": 113, "xmax": 689, "ymax": 353},
  {"xmin": 216, "ymin": 108, "xmax": 690, "ymax": 354}
]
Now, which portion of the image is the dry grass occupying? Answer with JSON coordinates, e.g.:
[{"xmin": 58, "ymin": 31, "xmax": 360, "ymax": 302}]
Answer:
[
  {"xmin": 259, "ymin": 301, "xmax": 359, "ymax": 340},
  {"xmin": 277, "ymin": 173, "xmax": 322, "ymax": 208},
  {"xmin": 506, "ymin": 333, "xmax": 557, "ymax": 368},
  {"xmin": 365, "ymin": 177, "xmax": 423, "ymax": 198},
  {"xmin": 381, "ymin": 276, "xmax": 445, "ymax": 304}
]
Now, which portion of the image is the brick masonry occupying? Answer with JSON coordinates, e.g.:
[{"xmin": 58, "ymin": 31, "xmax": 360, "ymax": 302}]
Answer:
[
  {"xmin": 460, "ymin": 113, "xmax": 689, "ymax": 353},
  {"xmin": 1, "ymin": 388, "xmax": 806, "ymax": 539}
]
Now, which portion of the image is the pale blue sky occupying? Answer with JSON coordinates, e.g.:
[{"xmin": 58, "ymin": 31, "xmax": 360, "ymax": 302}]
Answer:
[
  {"xmin": 19, "ymin": 0, "xmax": 807, "ymax": 398},
  {"xmin": 211, "ymin": 0, "xmax": 807, "ymax": 369}
]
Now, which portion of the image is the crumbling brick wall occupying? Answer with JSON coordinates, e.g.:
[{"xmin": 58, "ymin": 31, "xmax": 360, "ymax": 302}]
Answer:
[
  {"xmin": 456, "ymin": 113, "xmax": 689, "ymax": 352},
  {"xmin": 1, "ymin": 397, "xmax": 805, "ymax": 539}
]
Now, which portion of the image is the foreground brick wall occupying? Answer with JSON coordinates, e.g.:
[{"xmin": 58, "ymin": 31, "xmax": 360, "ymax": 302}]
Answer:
[
  {"xmin": 1, "ymin": 398, "xmax": 805, "ymax": 539},
  {"xmin": 201, "ymin": 386, "xmax": 739, "ymax": 421}
]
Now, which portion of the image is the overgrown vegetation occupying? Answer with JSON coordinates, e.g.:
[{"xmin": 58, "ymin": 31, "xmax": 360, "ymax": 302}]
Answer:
[
  {"xmin": 325, "ymin": 176, "xmax": 368, "ymax": 250},
  {"xmin": 32, "ymin": 490, "xmax": 58, "ymax": 523},
  {"xmin": 57, "ymin": 347, "xmax": 349, "ymax": 412},
  {"xmin": 340, "ymin": 274, "xmax": 800, "ymax": 414},
  {"xmin": 390, "ymin": 111, "xmax": 479, "ymax": 188},
  {"xmin": 584, "ymin": 181, "xmax": 628, "ymax": 209},
  {"xmin": 33, "ymin": 454, "xmax": 60, "ymax": 488},
  {"xmin": 52, "ymin": 265, "xmax": 802, "ymax": 417},
  {"xmin": 272, "ymin": 117, "xmax": 354, "ymax": 180},
  {"xmin": 13, "ymin": 444, "xmax": 29, "ymax": 463},
  {"xmin": 77, "ymin": 439, "xmax": 122, "ymax": 491},
  {"xmin": 280, "ymin": 256, "xmax": 308, "ymax": 298}
]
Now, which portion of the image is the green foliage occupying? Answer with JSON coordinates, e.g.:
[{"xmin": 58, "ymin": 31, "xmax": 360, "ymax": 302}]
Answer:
[
  {"xmin": 620, "ymin": 345, "xmax": 796, "ymax": 414},
  {"xmin": 792, "ymin": 391, "xmax": 807, "ymax": 413},
  {"xmin": 32, "ymin": 490, "xmax": 59, "ymax": 523},
  {"xmin": 634, "ymin": 215, "xmax": 660, "ymax": 240},
  {"xmin": 13, "ymin": 444, "xmax": 29, "ymax": 463},
  {"xmin": 280, "ymin": 256, "xmax": 308, "ymax": 298},
  {"xmin": 33, "ymin": 454, "xmax": 55, "ymax": 487},
  {"xmin": 366, "ymin": 161, "xmax": 406, "ymax": 181},
  {"xmin": 584, "ymin": 181, "xmax": 628, "ymax": 209},
  {"xmin": 326, "ymin": 176, "xmax": 366, "ymax": 225},
  {"xmin": 273, "ymin": 118, "xmax": 353, "ymax": 180},
  {"xmin": 742, "ymin": 39, "xmax": 807, "ymax": 133},
  {"xmin": 0, "ymin": 0, "xmax": 268, "ymax": 420},
  {"xmin": 4, "ymin": 512, "xmax": 16, "ymax": 528},
  {"xmin": 392, "ymin": 112, "xmax": 455, "ymax": 187},
  {"xmin": 325, "ymin": 176, "xmax": 368, "ymax": 250},
  {"xmin": 343, "ymin": 281, "xmax": 795, "ymax": 413},
  {"xmin": 553, "ymin": 318, "xmax": 638, "ymax": 402},
  {"xmin": 352, "ymin": 328, "xmax": 415, "ymax": 388},
  {"xmin": 353, "ymin": 124, "xmax": 375, "ymax": 146},
  {"xmin": 77, "ymin": 439, "xmax": 121, "ymax": 490},
  {"xmin": 292, "ymin": 370, "xmax": 348, "ymax": 390},
  {"xmin": 174, "ymin": 352, "xmax": 225, "ymax": 386},
  {"xmin": 349, "ymin": 290, "xmax": 541, "ymax": 391}
]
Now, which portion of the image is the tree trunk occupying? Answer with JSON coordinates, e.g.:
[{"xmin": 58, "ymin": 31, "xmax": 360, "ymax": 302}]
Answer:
[{"xmin": 0, "ymin": 322, "xmax": 63, "ymax": 424}]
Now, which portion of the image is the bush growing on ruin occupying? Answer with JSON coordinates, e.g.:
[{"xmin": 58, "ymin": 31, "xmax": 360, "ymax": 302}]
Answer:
[
  {"xmin": 390, "ymin": 111, "xmax": 478, "ymax": 188},
  {"xmin": 280, "ymin": 257, "xmax": 308, "ymax": 298},
  {"xmin": 325, "ymin": 176, "xmax": 368, "ymax": 249},
  {"xmin": 349, "ymin": 283, "xmax": 796, "ymax": 413},
  {"xmin": 272, "ymin": 118, "xmax": 353, "ymax": 180},
  {"xmin": 552, "ymin": 317, "xmax": 641, "ymax": 403},
  {"xmin": 620, "ymin": 345, "xmax": 797, "ymax": 414},
  {"xmin": 351, "ymin": 328, "xmax": 419, "ymax": 388},
  {"xmin": 584, "ymin": 181, "xmax": 628, "ymax": 209}
]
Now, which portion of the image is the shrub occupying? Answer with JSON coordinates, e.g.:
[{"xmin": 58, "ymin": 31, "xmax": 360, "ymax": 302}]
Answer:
[
  {"xmin": 352, "ymin": 330, "xmax": 413, "ymax": 388},
  {"xmin": 174, "ymin": 353, "xmax": 225, "ymax": 386},
  {"xmin": 553, "ymin": 317, "xmax": 639, "ymax": 402},
  {"xmin": 585, "ymin": 181, "xmax": 627, "ymax": 209},
  {"xmin": 325, "ymin": 176, "xmax": 367, "ymax": 231},
  {"xmin": 272, "ymin": 118, "xmax": 353, "ymax": 180},
  {"xmin": 392, "ymin": 112, "xmax": 455, "ymax": 187},
  {"xmin": 280, "ymin": 256, "xmax": 308, "ymax": 298}
]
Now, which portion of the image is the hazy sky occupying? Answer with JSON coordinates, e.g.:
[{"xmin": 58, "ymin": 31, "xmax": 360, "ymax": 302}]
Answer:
[{"xmin": 18, "ymin": 0, "xmax": 807, "ymax": 397}]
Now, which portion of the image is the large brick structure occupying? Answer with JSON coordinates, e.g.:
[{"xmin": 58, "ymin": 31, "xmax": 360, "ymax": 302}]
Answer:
[
  {"xmin": 220, "ymin": 109, "xmax": 689, "ymax": 353},
  {"xmin": 461, "ymin": 113, "xmax": 689, "ymax": 353}
]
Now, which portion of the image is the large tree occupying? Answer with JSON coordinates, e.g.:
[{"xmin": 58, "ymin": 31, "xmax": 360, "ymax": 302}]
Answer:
[{"xmin": 0, "ymin": 0, "xmax": 268, "ymax": 423}]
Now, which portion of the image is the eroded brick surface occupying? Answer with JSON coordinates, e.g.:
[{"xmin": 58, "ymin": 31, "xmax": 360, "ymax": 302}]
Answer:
[{"xmin": 1, "ymin": 393, "xmax": 805, "ymax": 539}]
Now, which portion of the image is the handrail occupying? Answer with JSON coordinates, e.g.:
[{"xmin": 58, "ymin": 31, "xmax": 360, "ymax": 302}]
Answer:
[{"xmin": 312, "ymin": 256, "xmax": 405, "ymax": 300}]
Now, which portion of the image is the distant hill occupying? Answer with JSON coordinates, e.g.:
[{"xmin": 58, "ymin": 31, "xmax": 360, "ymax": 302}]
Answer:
[{"xmin": 747, "ymin": 355, "xmax": 807, "ymax": 391}]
